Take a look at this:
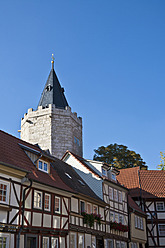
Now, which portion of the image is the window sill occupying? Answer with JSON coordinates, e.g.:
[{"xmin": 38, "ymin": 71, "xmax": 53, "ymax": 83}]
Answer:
[{"xmin": 0, "ymin": 204, "xmax": 12, "ymax": 211}]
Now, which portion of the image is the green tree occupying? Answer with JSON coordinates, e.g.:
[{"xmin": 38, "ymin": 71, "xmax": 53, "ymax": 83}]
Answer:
[
  {"xmin": 157, "ymin": 152, "xmax": 165, "ymax": 170},
  {"xmin": 93, "ymin": 143, "xmax": 146, "ymax": 169}
]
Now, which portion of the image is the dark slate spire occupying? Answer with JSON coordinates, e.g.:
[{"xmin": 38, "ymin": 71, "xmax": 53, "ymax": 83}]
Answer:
[{"xmin": 38, "ymin": 55, "xmax": 69, "ymax": 109}]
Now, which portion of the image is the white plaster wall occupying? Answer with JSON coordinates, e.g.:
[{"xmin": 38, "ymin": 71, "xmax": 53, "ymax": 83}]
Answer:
[
  {"xmin": 10, "ymin": 183, "xmax": 20, "ymax": 207},
  {"xmin": 62, "ymin": 198, "xmax": 69, "ymax": 215},
  {"xmin": 25, "ymin": 191, "xmax": 31, "ymax": 209},
  {"xmin": 0, "ymin": 211, "xmax": 7, "ymax": 223},
  {"xmin": 60, "ymin": 237, "xmax": 65, "ymax": 248},
  {"xmin": 85, "ymin": 234, "xmax": 91, "ymax": 248},
  {"xmin": 9, "ymin": 209, "xmax": 19, "ymax": 225},
  {"xmin": 53, "ymin": 216, "xmax": 60, "ymax": 229},
  {"xmin": 24, "ymin": 211, "xmax": 31, "ymax": 225},
  {"xmin": 71, "ymin": 198, "xmax": 78, "ymax": 213},
  {"xmin": 43, "ymin": 214, "xmax": 51, "ymax": 228},
  {"xmin": 32, "ymin": 213, "xmax": 42, "ymax": 226},
  {"xmin": 157, "ymin": 212, "xmax": 165, "ymax": 219}
]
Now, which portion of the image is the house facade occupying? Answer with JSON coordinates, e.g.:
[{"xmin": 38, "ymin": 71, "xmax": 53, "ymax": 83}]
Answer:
[
  {"xmin": 117, "ymin": 167, "xmax": 165, "ymax": 248},
  {"xmin": 62, "ymin": 151, "xmax": 129, "ymax": 248}
]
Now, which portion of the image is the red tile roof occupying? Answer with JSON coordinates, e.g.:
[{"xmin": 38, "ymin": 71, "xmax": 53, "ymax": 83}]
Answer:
[
  {"xmin": 117, "ymin": 167, "xmax": 165, "ymax": 198},
  {"xmin": 0, "ymin": 130, "xmax": 74, "ymax": 193}
]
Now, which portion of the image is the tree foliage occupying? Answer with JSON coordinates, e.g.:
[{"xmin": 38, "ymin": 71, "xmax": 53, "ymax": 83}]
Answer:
[
  {"xmin": 93, "ymin": 143, "xmax": 146, "ymax": 169},
  {"xmin": 157, "ymin": 152, "xmax": 165, "ymax": 170}
]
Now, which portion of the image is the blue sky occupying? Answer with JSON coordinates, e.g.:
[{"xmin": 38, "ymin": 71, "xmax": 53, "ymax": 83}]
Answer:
[{"xmin": 0, "ymin": 0, "xmax": 165, "ymax": 169}]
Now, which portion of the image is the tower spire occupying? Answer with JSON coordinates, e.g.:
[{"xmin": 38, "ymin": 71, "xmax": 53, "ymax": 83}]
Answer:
[{"xmin": 51, "ymin": 53, "xmax": 55, "ymax": 69}]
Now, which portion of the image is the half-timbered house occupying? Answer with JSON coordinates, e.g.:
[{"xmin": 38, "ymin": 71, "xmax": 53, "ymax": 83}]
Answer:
[
  {"xmin": 0, "ymin": 130, "xmax": 75, "ymax": 248},
  {"xmin": 128, "ymin": 196, "xmax": 147, "ymax": 248},
  {"xmin": 117, "ymin": 166, "xmax": 165, "ymax": 248},
  {"xmin": 62, "ymin": 151, "xmax": 129, "ymax": 248}
]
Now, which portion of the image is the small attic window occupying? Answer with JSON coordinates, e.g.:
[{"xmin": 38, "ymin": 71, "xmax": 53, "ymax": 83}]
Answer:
[
  {"xmin": 38, "ymin": 160, "xmax": 48, "ymax": 173},
  {"xmin": 46, "ymin": 84, "xmax": 52, "ymax": 91},
  {"xmin": 65, "ymin": 173, "xmax": 72, "ymax": 179},
  {"xmin": 78, "ymin": 179, "xmax": 85, "ymax": 186},
  {"xmin": 111, "ymin": 173, "xmax": 116, "ymax": 181},
  {"xmin": 102, "ymin": 168, "xmax": 107, "ymax": 177}
]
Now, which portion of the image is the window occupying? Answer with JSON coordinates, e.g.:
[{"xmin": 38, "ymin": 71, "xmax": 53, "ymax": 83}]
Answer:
[
  {"xmin": 159, "ymin": 224, "xmax": 165, "ymax": 236},
  {"xmin": 131, "ymin": 243, "xmax": 138, "ymax": 248},
  {"xmin": 121, "ymin": 242, "xmax": 126, "ymax": 248},
  {"xmin": 110, "ymin": 212, "xmax": 114, "ymax": 222},
  {"xmin": 44, "ymin": 194, "xmax": 51, "ymax": 211},
  {"xmin": 135, "ymin": 216, "xmax": 138, "ymax": 228},
  {"xmin": 87, "ymin": 203, "xmax": 91, "ymax": 214},
  {"xmin": 107, "ymin": 239, "xmax": 113, "ymax": 248},
  {"xmin": 38, "ymin": 160, "xmax": 48, "ymax": 173},
  {"xmin": 115, "ymin": 213, "xmax": 118, "ymax": 223},
  {"xmin": 43, "ymin": 237, "xmax": 49, "ymax": 248},
  {"xmin": 156, "ymin": 202, "xmax": 164, "ymax": 211},
  {"xmin": 92, "ymin": 236, "xmax": 96, "ymax": 248},
  {"xmin": 116, "ymin": 241, "xmax": 120, "ymax": 248},
  {"xmin": 51, "ymin": 237, "xmax": 58, "ymax": 248},
  {"xmin": 119, "ymin": 215, "xmax": 123, "ymax": 224},
  {"xmin": 111, "ymin": 173, "xmax": 116, "ymax": 181},
  {"xmin": 114, "ymin": 189, "xmax": 118, "ymax": 201},
  {"xmin": 80, "ymin": 201, "xmax": 85, "ymax": 213},
  {"xmin": 78, "ymin": 234, "xmax": 84, "ymax": 248},
  {"xmin": 118, "ymin": 191, "xmax": 122, "ymax": 202},
  {"xmin": 0, "ymin": 237, "xmax": 8, "ymax": 248},
  {"xmin": 0, "ymin": 182, "xmax": 8, "ymax": 203},
  {"xmin": 109, "ymin": 187, "xmax": 113, "ymax": 200},
  {"xmin": 135, "ymin": 215, "xmax": 144, "ymax": 230},
  {"xmin": 74, "ymin": 137, "xmax": 80, "ymax": 146},
  {"xmin": 140, "ymin": 218, "xmax": 144, "ymax": 230},
  {"xmin": 102, "ymin": 168, "xmax": 107, "ymax": 177},
  {"xmin": 65, "ymin": 173, "xmax": 72, "ymax": 179},
  {"xmin": 93, "ymin": 205, "xmax": 98, "ymax": 214},
  {"xmin": 70, "ymin": 233, "xmax": 76, "ymax": 248},
  {"xmin": 34, "ymin": 190, "xmax": 42, "ymax": 209},
  {"xmin": 55, "ymin": 196, "xmax": 60, "ymax": 213}
]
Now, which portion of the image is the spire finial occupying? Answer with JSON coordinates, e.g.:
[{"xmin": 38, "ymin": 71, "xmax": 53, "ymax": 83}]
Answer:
[{"xmin": 51, "ymin": 53, "xmax": 55, "ymax": 69}]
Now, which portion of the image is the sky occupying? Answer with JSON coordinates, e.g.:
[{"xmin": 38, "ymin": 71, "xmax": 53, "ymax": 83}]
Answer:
[{"xmin": 0, "ymin": 0, "xmax": 165, "ymax": 170}]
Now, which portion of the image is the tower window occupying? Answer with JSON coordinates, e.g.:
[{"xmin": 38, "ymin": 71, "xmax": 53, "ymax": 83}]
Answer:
[
  {"xmin": 74, "ymin": 137, "xmax": 80, "ymax": 146},
  {"xmin": 46, "ymin": 84, "xmax": 52, "ymax": 91}
]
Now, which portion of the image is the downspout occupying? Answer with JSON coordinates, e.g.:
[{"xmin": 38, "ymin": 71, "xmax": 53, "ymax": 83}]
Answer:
[{"xmin": 16, "ymin": 178, "xmax": 33, "ymax": 248}]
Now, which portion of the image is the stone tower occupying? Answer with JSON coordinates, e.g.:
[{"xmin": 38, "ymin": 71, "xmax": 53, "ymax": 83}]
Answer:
[{"xmin": 21, "ymin": 57, "xmax": 83, "ymax": 159}]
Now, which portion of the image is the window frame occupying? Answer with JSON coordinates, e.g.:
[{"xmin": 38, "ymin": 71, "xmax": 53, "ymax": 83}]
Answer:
[
  {"xmin": 80, "ymin": 200, "xmax": 85, "ymax": 214},
  {"xmin": 109, "ymin": 187, "xmax": 113, "ymax": 200},
  {"xmin": 44, "ymin": 193, "xmax": 51, "ymax": 211},
  {"xmin": 70, "ymin": 232, "xmax": 77, "ymax": 248},
  {"xmin": 156, "ymin": 202, "xmax": 164, "ymax": 211},
  {"xmin": 111, "ymin": 173, "xmax": 116, "ymax": 181},
  {"xmin": 38, "ymin": 159, "xmax": 49, "ymax": 173},
  {"xmin": 0, "ymin": 234, "xmax": 9, "ymax": 248},
  {"xmin": 114, "ymin": 189, "xmax": 118, "ymax": 202},
  {"xmin": 159, "ymin": 224, "xmax": 165, "ymax": 236},
  {"xmin": 43, "ymin": 236, "xmax": 49, "ymax": 248},
  {"xmin": 54, "ymin": 196, "xmax": 61, "ymax": 214},
  {"xmin": 102, "ymin": 167, "xmax": 107, "ymax": 177},
  {"xmin": 93, "ymin": 205, "xmax": 98, "ymax": 214},
  {"xmin": 78, "ymin": 233, "xmax": 84, "ymax": 248},
  {"xmin": 110, "ymin": 212, "xmax": 114, "ymax": 222},
  {"xmin": 86, "ymin": 202, "xmax": 92, "ymax": 214},
  {"xmin": 51, "ymin": 237, "xmax": 58, "ymax": 248},
  {"xmin": 33, "ymin": 190, "xmax": 43, "ymax": 209},
  {"xmin": 0, "ymin": 180, "xmax": 9, "ymax": 204}
]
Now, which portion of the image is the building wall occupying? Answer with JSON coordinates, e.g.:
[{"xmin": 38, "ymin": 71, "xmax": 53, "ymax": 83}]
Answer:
[
  {"xmin": 129, "ymin": 212, "xmax": 147, "ymax": 248},
  {"xmin": 21, "ymin": 104, "xmax": 83, "ymax": 159}
]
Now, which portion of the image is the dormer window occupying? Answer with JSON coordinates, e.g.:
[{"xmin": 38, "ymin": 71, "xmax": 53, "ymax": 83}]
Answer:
[
  {"xmin": 111, "ymin": 173, "xmax": 116, "ymax": 181},
  {"xmin": 102, "ymin": 168, "xmax": 107, "ymax": 177},
  {"xmin": 38, "ymin": 160, "xmax": 48, "ymax": 173}
]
